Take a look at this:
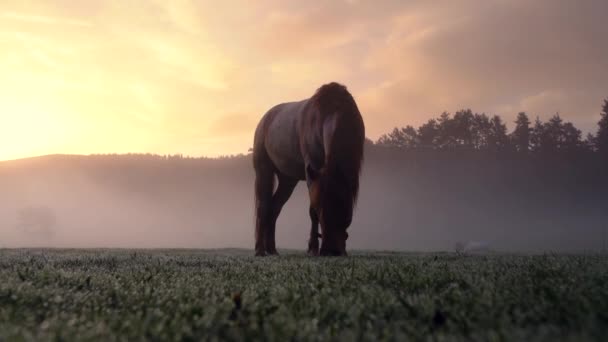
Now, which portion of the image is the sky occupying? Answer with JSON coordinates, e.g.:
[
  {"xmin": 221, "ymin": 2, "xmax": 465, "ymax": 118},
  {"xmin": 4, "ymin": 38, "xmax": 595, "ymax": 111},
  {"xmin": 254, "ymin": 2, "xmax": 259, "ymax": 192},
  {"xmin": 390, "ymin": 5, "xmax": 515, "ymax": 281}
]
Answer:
[{"xmin": 1, "ymin": 0, "xmax": 607, "ymax": 160}]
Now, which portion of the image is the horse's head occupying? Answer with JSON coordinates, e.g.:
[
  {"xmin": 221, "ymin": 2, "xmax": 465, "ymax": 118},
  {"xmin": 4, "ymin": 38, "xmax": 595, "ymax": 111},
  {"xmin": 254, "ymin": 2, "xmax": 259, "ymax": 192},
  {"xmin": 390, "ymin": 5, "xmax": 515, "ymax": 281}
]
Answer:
[{"xmin": 307, "ymin": 164, "xmax": 353, "ymax": 256}]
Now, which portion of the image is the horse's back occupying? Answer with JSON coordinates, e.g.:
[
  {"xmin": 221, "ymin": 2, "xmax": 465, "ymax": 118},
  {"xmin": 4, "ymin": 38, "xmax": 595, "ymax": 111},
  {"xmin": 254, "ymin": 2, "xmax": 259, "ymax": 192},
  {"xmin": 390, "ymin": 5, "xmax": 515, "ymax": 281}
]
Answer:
[{"xmin": 254, "ymin": 100, "xmax": 308, "ymax": 180}]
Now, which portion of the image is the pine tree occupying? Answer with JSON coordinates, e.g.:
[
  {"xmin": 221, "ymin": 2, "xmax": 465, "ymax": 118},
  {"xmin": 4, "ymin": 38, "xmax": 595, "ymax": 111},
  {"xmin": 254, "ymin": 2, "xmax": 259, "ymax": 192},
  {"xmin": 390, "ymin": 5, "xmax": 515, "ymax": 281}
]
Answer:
[
  {"xmin": 511, "ymin": 112, "xmax": 531, "ymax": 153},
  {"xmin": 584, "ymin": 133, "xmax": 596, "ymax": 152},
  {"xmin": 530, "ymin": 117, "xmax": 545, "ymax": 153},
  {"xmin": 437, "ymin": 112, "xmax": 456, "ymax": 149},
  {"xmin": 596, "ymin": 98, "xmax": 608, "ymax": 153},
  {"xmin": 376, "ymin": 126, "xmax": 418, "ymax": 149},
  {"xmin": 472, "ymin": 113, "xmax": 491, "ymax": 150},
  {"xmin": 489, "ymin": 115, "xmax": 509, "ymax": 151},
  {"xmin": 418, "ymin": 119, "xmax": 439, "ymax": 149},
  {"xmin": 545, "ymin": 113, "xmax": 564, "ymax": 152},
  {"xmin": 452, "ymin": 109, "xmax": 475, "ymax": 148},
  {"xmin": 561, "ymin": 122, "xmax": 582, "ymax": 153}
]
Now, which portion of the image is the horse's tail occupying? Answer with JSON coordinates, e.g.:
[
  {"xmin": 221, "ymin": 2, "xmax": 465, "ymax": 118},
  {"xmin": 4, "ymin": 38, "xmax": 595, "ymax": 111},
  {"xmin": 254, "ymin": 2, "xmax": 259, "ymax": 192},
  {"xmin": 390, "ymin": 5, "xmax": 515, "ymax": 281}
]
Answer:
[{"xmin": 313, "ymin": 82, "xmax": 365, "ymax": 204}]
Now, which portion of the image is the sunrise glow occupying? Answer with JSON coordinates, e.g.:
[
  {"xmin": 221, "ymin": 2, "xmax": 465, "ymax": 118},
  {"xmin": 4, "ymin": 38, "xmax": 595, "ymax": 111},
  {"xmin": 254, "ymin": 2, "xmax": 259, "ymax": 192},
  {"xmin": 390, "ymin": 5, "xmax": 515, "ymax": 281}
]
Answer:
[{"xmin": 1, "ymin": 1, "xmax": 606, "ymax": 160}]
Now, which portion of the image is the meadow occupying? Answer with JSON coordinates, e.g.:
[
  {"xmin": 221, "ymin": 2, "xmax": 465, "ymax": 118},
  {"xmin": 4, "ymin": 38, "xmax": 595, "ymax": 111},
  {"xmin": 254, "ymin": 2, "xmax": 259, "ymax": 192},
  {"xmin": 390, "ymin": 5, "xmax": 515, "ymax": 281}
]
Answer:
[{"xmin": 0, "ymin": 249, "xmax": 606, "ymax": 341}]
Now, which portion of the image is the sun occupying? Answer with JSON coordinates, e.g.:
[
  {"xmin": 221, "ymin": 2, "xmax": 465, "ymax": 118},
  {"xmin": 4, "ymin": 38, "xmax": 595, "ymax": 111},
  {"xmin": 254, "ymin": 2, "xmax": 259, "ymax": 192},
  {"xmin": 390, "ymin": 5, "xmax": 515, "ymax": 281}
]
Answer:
[{"xmin": 0, "ymin": 86, "xmax": 70, "ymax": 161}]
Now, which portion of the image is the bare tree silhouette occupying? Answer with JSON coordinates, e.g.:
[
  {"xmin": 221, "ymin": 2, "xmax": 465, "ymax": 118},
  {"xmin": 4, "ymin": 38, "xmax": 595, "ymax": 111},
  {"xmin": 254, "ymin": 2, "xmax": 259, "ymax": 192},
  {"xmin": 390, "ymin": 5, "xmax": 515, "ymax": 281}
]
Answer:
[{"xmin": 16, "ymin": 206, "xmax": 57, "ymax": 239}]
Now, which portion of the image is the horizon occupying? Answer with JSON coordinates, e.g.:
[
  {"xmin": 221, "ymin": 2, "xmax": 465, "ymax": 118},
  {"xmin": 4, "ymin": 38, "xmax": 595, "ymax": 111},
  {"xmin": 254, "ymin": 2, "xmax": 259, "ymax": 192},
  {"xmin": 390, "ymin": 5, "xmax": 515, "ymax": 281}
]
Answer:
[
  {"xmin": 2, "ymin": 105, "xmax": 601, "ymax": 163},
  {"xmin": 2, "ymin": 0, "xmax": 607, "ymax": 161}
]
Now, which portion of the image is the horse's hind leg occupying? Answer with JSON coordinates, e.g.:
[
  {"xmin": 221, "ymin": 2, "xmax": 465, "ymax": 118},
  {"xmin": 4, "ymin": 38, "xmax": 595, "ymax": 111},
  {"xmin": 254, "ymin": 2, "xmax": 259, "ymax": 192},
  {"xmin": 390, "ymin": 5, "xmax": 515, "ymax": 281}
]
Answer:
[
  {"xmin": 254, "ymin": 163, "xmax": 275, "ymax": 257},
  {"xmin": 266, "ymin": 174, "xmax": 298, "ymax": 255},
  {"xmin": 307, "ymin": 207, "xmax": 320, "ymax": 256}
]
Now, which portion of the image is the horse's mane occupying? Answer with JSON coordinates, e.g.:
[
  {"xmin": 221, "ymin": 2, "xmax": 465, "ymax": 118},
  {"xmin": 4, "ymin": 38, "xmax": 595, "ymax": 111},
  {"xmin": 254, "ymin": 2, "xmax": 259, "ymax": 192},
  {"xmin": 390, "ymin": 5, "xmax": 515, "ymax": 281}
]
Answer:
[
  {"xmin": 310, "ymin": 82, "xmax": 365, "ymax": 208},
  {"xmin": 312, "ymin": 82, "xmax": 356, "ymax": 117}
]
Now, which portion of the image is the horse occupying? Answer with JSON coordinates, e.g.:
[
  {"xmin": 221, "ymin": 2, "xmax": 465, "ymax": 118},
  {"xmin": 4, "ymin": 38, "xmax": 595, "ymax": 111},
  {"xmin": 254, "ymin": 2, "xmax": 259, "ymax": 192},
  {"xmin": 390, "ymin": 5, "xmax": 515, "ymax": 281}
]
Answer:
[{"xmin": 252, "ymin": 82, "xmax": 365, "ymax": 256}]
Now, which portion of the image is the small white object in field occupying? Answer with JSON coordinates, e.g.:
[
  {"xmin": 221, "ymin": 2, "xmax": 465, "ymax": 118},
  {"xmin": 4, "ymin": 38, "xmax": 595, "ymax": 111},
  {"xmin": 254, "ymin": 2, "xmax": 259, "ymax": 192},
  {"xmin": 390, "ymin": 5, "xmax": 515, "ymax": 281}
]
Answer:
[{"xmin": 455, "ymin": 241, "xmax": 491, "ymax": 254}]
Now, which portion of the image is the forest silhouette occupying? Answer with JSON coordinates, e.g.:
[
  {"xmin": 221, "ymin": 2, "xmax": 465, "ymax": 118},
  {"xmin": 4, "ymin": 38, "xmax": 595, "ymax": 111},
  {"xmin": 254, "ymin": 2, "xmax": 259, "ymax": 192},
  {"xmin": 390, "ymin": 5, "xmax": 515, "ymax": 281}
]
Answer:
[
  {"xmin": 0, "ymin": 99, "xmax": 607, "ymax": 252},
  {"xmin": 376, "ymin": 99, "xmax": 608, "ymax": 155}
]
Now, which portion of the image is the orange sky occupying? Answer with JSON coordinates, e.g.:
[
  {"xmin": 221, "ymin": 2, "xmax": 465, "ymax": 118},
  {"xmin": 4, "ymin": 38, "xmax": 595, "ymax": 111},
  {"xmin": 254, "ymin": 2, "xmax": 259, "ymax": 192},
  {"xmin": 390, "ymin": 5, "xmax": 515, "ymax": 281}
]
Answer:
[{"xmin": 1, "ymin": 0, "xmax": 607, "ymax": 160}]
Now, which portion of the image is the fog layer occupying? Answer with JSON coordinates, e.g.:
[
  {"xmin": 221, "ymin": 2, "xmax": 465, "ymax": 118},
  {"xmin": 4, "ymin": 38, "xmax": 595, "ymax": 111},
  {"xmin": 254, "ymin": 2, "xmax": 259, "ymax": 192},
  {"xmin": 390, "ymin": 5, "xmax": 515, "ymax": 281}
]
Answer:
[{"xmin": 1, "ymin": 149, "xmax": 606, "ymax": 252}]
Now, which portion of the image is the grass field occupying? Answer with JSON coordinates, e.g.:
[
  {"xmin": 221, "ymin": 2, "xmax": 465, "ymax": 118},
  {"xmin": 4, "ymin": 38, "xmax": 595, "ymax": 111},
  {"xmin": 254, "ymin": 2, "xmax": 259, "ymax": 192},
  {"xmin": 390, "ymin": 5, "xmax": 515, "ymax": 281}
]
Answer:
[{"xmin": 0, "ymin": 249, "xmax": 607, "ymax": 341}]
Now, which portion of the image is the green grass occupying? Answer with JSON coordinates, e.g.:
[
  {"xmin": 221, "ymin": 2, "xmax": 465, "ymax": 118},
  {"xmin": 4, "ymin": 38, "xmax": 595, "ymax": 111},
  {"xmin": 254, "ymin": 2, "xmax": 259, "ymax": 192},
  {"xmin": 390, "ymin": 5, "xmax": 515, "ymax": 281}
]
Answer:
[{"xmin": 0, "ymin": 249, "xmax": 607, "ymax": 341}]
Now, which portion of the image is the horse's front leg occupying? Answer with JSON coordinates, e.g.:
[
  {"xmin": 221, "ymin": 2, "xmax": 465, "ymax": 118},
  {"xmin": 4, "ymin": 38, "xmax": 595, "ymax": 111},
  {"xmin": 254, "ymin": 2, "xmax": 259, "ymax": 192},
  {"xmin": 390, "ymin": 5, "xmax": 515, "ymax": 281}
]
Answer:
[{"xmin": 307, "ymin": 207, "xmax": 320, "ymax": 256}]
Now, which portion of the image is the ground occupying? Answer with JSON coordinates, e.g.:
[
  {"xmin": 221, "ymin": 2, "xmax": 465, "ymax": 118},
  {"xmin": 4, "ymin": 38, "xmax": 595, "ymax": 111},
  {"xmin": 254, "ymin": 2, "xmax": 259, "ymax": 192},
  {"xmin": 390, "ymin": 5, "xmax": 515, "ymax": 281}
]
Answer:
[{"xmin": 0, "ymin": 249, "xmax": 606, "ymax": 341}]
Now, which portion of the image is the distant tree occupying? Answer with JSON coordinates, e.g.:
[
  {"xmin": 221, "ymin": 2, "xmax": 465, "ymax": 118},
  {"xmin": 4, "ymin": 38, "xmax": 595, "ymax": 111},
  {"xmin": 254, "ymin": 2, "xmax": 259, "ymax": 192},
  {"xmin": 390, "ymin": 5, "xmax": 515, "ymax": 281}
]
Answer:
[
  {"xmin": 596, "ymin": 98, "xmax": 608, "ymax": 154},
  {"xmin": 530, "ymin": 114, "xmax": 563, "ymax": 153},
  {"xmin": 16, "ymin": 206, "xmax": 57, "ymax": 239},
  {"xmin": 471, "ymin": 113, "xmax": 492, "ymax": 150},
  {"xmin": 374, "ymin": 109, "xmax": 590, "ymax": 156},
  {"xmin": 168, "ymin": 154, "xmax": 185, "ymax": 160},
  {"xmin": 488, "ymin": 115, "xmax": 510, "ymax": 151},
  {"xmin": 584, "ymin": 133, "xmax": 596, "ymax": 152},
  {"xmin": 530, "ymin": 116, "xmax": 545, "ymax": 153},
  {"xmin": 545, "ymin": 113, "xmax": 565, "ymax": 152},
  {"xmin": 432, "ymin": 110, "xmax": 477, "ymax": 150},
  {"xmin": 561, "ymin": 122, "xmax": 583, "ymax": 153},
  {"xmin": 528, "ymin": 113, "xmax": 582, "ymax": 154},
  {"xmin": 436, "ymin": 112, "xmax": 458, "ymax": 149},
  {"xmin": 511, "ymin": 112, "xmax": 531, "ymax": 153},
  {"xmin": 418, "ymin": 119, "xmax": 439, "ymax": 149},
  {"xmin": 376, "ymin": 126, "xmax": 418, "ymax": 149},
  {"xmin": 451, "ymin": 109, "xmax": 475, "ymax": 148}
]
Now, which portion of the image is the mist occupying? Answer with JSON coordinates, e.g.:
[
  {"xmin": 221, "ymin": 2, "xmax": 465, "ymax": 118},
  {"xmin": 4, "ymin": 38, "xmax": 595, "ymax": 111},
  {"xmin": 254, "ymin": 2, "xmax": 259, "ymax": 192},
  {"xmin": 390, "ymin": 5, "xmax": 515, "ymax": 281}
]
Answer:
[{"xmin": 1, "ymin": 145, "xmax": 606, "ymax": 253}]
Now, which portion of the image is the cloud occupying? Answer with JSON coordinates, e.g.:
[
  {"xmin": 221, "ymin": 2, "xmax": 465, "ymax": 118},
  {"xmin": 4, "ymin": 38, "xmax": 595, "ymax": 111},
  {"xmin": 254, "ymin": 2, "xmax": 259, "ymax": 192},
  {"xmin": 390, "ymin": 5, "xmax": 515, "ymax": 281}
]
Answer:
[
  {"xmin": 0, "ymin": 11, "xmax": 92, "ymax": 27},
  {"xmin": 208, "ymin": 113, "xmax": 257, "ymax": 138},
  {"xmin": 256, "ymin": 6, "xmax": 358, "ymax": 57},
  {"xmin": 357, "ymin": 0, "xmax": 608, "ymax": 133},
  {"xmin": 1, "ymin": 0, "xmax": 607, "ymax": 159},
  {"xmin": 152, "ymin": 1, "xmax": 205, "ymax": 35}
]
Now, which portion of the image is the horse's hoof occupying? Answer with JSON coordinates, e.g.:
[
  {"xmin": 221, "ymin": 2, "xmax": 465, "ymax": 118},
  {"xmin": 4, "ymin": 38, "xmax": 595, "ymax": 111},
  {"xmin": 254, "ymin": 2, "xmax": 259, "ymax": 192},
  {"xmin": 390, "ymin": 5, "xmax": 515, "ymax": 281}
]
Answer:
[
  {"xmin": 255, "ymin": 250, "xmax": 267, "ymax": 257},
  {"xmin": 266, "ymin": 249, "xmax": 279, "ymax": 256},
  {"xmin": 307, "ymin": 248, "xmax": 319, "ymax": 256},
  {"xmin": 320, "ymin": 249, "xmax": 346, "ymax": 257}
]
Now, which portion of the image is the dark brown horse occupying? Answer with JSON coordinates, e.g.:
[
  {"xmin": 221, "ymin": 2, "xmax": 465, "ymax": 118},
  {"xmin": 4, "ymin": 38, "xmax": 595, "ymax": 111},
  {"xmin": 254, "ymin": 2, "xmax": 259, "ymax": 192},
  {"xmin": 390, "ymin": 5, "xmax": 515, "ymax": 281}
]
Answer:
[{"xmin": 253, "ymin": 82, "xmax": 365, "ymax": 256}]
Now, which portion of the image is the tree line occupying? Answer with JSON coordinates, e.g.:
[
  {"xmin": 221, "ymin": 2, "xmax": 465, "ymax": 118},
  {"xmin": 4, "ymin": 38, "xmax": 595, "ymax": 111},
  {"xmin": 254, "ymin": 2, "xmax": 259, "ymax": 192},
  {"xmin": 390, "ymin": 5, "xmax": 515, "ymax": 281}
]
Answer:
[{"xmin": 375, "ymin": 98, "xmax": 608, "ymax": 156}]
